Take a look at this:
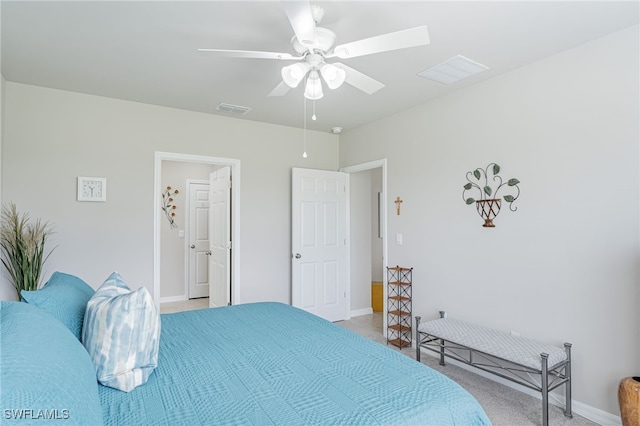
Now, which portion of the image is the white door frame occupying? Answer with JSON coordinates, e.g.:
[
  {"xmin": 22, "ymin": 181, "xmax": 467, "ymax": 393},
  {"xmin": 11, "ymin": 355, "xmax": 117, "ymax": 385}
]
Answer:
[
  {"xmin": 340, "ymin": 159, "xmax": 388, "ymax": 333},
  {"xmin": 154, "ymin": 151, "xmax": 241, "ymax": 310}
]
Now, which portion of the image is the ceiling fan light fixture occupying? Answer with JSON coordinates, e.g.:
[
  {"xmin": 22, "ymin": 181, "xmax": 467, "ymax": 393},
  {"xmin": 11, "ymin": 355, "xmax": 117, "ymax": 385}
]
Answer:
[
  {"xmin": 304, "ymin": 71, "xmax": 324, "ymax": 100},
  {"xmin": 201, "ymin": 5, "xmax": 434, "ymax": 100},
  {"xmin": 282, "ymin": 63, "xmax": 310, "ymax": 88},
  {"xmin": 320, "ymin": 63, "xmax": 346, "ymax": 89}
]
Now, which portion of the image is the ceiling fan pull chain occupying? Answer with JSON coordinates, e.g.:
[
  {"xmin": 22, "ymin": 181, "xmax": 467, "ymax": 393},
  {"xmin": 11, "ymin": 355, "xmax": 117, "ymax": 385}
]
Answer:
[
  {"xmin": 303, "ymin": 97, "xmax": 308, "ymax": 159},
  {"xmin": 312, "ymin": 100, "xmax": 317, "ymax": 121}
]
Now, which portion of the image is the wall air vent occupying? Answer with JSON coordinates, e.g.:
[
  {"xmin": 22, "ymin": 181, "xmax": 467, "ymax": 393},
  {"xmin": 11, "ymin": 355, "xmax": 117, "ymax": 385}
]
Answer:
[
  {"xmin": 418, "ymin": 55, "xmax": 489, "ymax": 85},
  {"xmin": 215, "ymin": 103, "xmax": 252, "ymax": 115}
]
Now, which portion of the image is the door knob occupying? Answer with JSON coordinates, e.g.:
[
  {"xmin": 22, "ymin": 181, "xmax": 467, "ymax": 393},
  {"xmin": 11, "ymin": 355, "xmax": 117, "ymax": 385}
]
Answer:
[
  {"xmin": 190, "ymin": 245, "xmax": 195, "ymax": 249},
  {"xmin": 206, "ymin": 251, "xmax": 212, "ymax": 256},
  {"xmin": 295, "ymin": 253, "xmax": 301, "ymax": 259}
]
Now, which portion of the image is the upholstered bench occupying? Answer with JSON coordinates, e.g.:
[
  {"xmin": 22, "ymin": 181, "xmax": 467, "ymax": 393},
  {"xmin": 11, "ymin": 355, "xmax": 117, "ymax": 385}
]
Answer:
[{"xmin": 416, "ymin": 312, "xmax": 572, "ymax": 426}]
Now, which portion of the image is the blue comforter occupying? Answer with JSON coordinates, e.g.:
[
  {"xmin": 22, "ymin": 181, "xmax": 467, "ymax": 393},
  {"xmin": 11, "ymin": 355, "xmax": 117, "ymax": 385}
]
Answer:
[{"xmin": 99, "ymin": 302, "xmax": 491, "ymax": 425}]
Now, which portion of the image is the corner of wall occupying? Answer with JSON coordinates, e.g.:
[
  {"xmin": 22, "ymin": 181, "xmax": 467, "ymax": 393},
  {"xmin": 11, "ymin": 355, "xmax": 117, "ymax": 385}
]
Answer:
[{"xmin": 0, "ymin": 75, "xmax": 17, "ymax": 300}]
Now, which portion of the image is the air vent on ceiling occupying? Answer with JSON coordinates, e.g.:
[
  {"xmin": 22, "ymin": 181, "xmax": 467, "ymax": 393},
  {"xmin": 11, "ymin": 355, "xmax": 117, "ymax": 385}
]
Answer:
[
  {"xmin": 215, "ymin": 103, "xmax": 252, "ymax": 115},
  {"xmin": 418, "ymin": 55, "xmax": 489, "ymax": 85}
]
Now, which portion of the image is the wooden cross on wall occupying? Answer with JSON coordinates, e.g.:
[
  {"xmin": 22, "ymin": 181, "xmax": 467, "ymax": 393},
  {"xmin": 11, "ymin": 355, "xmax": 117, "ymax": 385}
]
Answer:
[{"xmin": 395, "ymin": 197, "xmax": 403, "ymax": 215}]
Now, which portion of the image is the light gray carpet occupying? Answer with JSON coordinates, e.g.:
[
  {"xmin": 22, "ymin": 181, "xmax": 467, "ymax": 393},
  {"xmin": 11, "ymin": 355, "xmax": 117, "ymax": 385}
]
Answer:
[{"xmin": 336, "ymin": 313, "xmax": 598, "ymax": 426}]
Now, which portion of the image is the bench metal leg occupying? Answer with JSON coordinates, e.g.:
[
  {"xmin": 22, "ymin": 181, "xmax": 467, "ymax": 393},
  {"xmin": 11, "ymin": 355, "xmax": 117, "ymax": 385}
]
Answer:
[
  {"xmin": 541, "ymin": 353, "xmax": 549, "ymax": 426},
  {"xmin": 415, "ymin": 316, "xmax": 421, "ymax": 362},
  {"xmin": 564, "ymin": 343, "xmax": 573, "ymax": 418},
  {"xmin": 438, "ymin": 311, "xmax": 446, "ymax": 365}
]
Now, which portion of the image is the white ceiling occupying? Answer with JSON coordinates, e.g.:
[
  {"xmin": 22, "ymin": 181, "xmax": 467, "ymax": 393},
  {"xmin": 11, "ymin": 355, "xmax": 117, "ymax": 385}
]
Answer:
[{"xmin": 2, "ymin": 1, "xmax": 638, "ymax": 133}]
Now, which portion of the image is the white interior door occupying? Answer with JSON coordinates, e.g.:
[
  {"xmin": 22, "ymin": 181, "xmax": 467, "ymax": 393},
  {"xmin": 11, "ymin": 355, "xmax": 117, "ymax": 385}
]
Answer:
[
  {"xmin": 291, "ymin": 168, "xmax": 348, "ymax": 322},
  {"xmin": 188, "ymin": 182, "xmax": 210, "ymax": 299},
  {"xmin": 209, "ymin": 167, "xmax": 231, "ymax": 308}
]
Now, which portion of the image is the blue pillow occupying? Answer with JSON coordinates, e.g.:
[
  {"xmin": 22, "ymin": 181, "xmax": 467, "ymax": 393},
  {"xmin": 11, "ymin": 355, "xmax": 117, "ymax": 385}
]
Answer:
[
  {"xmin": 0, "ymin": 301, "xmax": 103, "ymax": 425},
  {"xmin": 21, "ymin": 272, "xmax": 94, "ymax": 340},
  {"xmin": 82, "ymin": 272, "xmax": 160, "ymax": 392}
]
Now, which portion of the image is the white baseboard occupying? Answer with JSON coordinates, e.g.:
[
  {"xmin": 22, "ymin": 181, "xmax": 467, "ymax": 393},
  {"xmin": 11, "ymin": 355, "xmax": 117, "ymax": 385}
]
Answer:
[
  {"xmin": 159, "ymin": 295, "xmax": 187, "ymax": 304},
  {"xmin": 419, "ymin": 348, "xmax": 621, "ymax": 426},
  {"xmin": 572, "ymin": 400, "xmax": 621, "ymax": 426},
  {"xmin": 350, "ymin": 307, "xmax": 373, "ymax": 317}
]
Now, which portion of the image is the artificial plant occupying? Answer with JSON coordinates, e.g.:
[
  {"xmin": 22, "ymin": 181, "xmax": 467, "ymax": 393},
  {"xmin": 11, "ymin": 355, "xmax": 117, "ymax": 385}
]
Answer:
[{"xmin": 0, "ymin": 203, "xmax": 55, "ymax": 296}]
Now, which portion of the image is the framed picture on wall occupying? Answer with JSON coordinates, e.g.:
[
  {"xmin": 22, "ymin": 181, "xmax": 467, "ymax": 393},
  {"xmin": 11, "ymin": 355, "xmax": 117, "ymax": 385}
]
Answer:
[{"xmin": 77, "ymin": 177, "xmax": 107, "ymax": 202}]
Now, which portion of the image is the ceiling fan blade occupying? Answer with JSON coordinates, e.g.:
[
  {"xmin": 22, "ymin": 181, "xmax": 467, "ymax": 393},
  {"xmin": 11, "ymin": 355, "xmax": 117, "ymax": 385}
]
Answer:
[
  {"xmin": 198, "ymin": 49, "xmax": 301, "ymax": 60},
  {"xmin": 281, "ymin": 1, "xmax": 317, "ymax": 49},
  {"xmin": 329, "ymin": 25, "xmax": 430, "ymax": 60},
  {"xmin": 268, "ymin": 81, "xmax": 291, "ymax": 97},
  {"xmin": 332, "ymin": 63, "xmax": 385, "ymax": 95}
]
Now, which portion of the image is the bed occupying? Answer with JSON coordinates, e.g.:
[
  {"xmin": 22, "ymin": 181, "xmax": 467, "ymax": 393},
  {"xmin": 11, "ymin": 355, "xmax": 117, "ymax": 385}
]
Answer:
[{"xmin": 1, "ymin": 274, "xmax": 491, "ymax": 425}]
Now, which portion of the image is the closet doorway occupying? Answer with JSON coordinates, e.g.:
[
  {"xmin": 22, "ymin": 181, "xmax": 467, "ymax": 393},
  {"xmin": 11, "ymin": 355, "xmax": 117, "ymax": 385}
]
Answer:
[
  {"xmin": 342, "ymin": 160, "xmax": 387, "ymax": 334},
  {"xmin": 153, "ymin": 152, "xmax": 241, "ymax": 310}
]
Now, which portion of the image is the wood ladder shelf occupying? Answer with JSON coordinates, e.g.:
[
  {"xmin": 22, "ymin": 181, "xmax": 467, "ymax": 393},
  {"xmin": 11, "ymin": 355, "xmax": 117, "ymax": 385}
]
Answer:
[{"xmin": 386, "ymin": 266, "xmax": 413, "ymax": 349}]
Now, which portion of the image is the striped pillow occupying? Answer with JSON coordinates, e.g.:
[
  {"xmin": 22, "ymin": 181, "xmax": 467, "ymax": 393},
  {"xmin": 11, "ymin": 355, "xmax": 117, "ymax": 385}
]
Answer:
[{"xmin": 82, "ymin": 272, "xmax": 160, "ymax": 392}]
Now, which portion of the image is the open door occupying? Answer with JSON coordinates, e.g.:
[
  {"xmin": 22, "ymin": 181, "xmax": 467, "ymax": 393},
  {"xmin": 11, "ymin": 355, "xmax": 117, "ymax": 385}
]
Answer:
[
  {"xmin": 209, "ymin": 167, "xmax": 231, "ymax": 307},
  {"xmin": 291, "ymin": 168, "xmax": 348, "ymax": 322},
  {"xmin": 187, "ymin": 181, "xmax": 211, "ymax": 299}
]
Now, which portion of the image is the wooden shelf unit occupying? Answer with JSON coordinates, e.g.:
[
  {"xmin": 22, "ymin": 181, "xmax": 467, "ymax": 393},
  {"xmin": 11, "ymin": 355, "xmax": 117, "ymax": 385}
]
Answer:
[{"xmin": 386, "ymin": 266, "xmax": 413, "ymax": 349}]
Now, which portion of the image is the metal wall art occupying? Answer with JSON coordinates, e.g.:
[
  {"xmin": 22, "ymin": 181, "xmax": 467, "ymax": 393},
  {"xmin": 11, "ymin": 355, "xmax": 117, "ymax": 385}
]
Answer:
[
  {"xmin": 161, "ymin": 186, "xmax": 179, "ymax": 229},
  {"xmin": 462, "ymin": 163, "xmax": 520, "ymax": 227}
]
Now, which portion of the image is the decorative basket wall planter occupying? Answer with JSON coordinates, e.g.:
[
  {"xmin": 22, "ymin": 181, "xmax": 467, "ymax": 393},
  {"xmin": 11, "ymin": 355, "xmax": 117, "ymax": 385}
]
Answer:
[
  {"xmin": 476, "ymin": 198, "xmax": 501, "ymax": 228},
  {"xmin": 462, "ymin": 163, "xmax": 520, "ymax": 227}
]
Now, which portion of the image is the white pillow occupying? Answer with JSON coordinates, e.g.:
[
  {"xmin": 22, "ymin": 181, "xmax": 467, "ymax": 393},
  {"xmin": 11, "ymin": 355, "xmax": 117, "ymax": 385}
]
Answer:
[{"xmin": 82, "ymin": 272, "xmax": 160, "ymax": 392}]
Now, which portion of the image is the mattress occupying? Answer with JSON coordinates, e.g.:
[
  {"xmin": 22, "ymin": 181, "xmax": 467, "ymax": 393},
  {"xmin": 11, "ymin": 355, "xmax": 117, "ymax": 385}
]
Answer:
[{"xmin": 99, "ymin": 302, "xmax": 491, "ymax": 425}]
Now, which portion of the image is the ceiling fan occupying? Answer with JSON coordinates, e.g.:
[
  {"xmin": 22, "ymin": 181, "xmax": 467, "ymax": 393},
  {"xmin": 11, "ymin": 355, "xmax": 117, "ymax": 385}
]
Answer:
[{"xmin": 198, "ymin": 1, "xmax": 430, "ymax": 100}]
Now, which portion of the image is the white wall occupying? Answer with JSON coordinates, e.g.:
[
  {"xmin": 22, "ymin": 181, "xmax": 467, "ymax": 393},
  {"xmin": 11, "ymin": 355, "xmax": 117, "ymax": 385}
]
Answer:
[
  {"xmin": 2, "ymin": 83, "xmax": 339, "ymax": 304},
  {"xmin": 340, "ymin": 25, "xmax": 639, "ymax": 417}
]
